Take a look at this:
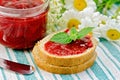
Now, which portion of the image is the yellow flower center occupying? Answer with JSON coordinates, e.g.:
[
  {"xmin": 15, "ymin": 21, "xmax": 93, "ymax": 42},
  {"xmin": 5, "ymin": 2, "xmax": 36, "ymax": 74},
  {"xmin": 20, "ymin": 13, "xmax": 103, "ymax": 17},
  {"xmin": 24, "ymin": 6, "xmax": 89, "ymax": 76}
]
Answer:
[
  {"xmin": 73, "ymin": 0, "xmax": 87, "ymax": 11},
  {"xmin": 101, "ymin": 20, "xmax": 106, "ymax": 25},
  {"xmin": 106, "ymin": 29, "xmax": 120, "ymax": 40},
  {"xmin": 67, "ymin": 18, "xmax": 80, "ymax": 29}
]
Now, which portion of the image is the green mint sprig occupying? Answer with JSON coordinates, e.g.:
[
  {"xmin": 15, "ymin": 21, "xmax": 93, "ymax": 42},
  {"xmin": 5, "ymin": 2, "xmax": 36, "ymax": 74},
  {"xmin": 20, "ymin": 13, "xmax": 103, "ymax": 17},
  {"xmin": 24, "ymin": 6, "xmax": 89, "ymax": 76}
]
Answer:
[{"xmin": 50, "ymin": 27, "xmax": 94, "ymax": 44}]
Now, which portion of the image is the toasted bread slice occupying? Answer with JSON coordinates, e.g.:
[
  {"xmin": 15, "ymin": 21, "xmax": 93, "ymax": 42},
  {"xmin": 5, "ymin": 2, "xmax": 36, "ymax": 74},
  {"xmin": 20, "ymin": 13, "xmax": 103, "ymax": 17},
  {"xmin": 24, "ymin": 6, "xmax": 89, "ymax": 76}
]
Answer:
[
  {"xmin": 32, "ymin": 31, "xmax": 98, "ymax": 66},
  {"xmin": 32, "ymin": 50, "xmax": 97, "ymax": 74}
]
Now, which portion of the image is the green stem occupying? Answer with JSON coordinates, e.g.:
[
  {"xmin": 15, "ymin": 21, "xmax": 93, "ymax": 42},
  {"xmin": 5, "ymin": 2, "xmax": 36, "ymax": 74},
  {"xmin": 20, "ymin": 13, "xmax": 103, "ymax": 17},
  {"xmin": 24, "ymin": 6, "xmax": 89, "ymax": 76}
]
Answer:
[{"xmin": 112, "ymin": 7, "xmax": 120, "ymax": 18}]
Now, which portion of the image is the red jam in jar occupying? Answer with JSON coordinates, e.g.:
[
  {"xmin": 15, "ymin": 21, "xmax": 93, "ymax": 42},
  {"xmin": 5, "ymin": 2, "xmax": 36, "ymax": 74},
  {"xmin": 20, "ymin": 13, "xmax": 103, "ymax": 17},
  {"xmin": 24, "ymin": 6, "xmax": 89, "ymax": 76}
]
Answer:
[
  {"xmin": 45, "ymin": 36, "xmax": 93, "ymax": 56},
  {"xmin": 0, "ymin": 0, "xmax": 49, "ymax": 49}
]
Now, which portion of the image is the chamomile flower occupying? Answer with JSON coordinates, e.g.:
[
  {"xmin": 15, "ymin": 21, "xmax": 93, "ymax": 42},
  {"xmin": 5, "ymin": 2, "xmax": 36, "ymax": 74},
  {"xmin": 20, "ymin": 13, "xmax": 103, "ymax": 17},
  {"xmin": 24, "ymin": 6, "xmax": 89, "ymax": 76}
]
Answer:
[
  {"xmin": 91, "ymin": 12, "xmax": 113, "ymax": 27},
  {"xmin": 97, "ymin": 23, "xmax": 120, "ymax": 41},
  {"xmin": 58, "ymin": 10, "xmax": 81, "ymax": 29},
  {"xmin": 64, "ymin": 0, "xmax": 96, "ymax": 11}
]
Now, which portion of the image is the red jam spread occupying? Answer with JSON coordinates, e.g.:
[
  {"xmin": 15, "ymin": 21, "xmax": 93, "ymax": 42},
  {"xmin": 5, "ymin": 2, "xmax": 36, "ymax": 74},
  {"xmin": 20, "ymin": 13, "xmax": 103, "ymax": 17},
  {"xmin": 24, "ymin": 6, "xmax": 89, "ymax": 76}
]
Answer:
[
  {"xmin": 45, "ymin": 36, "xmax": 93, "ymax": 56},
  {"xmin": 0, "ymin": 0, "xmax": 49, "ymax": 49}
]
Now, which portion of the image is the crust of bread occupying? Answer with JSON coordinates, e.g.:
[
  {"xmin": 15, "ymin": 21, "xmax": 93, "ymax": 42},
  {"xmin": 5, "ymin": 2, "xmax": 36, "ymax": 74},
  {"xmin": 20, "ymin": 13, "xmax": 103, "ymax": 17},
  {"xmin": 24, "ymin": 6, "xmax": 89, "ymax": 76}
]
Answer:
[
  {"xmin": 32, "ymin": 31, "xmax": 98, "ymax": 66},
  {"xmin": 32, "ymin": 50, "xmax": 97, "ymax": 74}
]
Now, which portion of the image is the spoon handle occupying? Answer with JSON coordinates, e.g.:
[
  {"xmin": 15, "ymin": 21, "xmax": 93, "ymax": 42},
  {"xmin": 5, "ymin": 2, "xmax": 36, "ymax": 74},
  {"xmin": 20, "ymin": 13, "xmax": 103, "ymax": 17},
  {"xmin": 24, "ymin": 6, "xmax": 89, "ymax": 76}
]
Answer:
[{"xmin": 0, "ymin": 58, "xmax": 34, "ymax": 74}]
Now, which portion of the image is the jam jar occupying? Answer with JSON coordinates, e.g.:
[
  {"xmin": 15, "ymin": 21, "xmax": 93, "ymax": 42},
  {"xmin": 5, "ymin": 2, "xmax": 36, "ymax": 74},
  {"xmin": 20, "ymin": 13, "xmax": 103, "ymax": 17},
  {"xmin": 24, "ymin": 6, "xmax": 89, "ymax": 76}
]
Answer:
[{"xmin": 0, "ymin": 0, "xmax": 49, "ymax": 49}]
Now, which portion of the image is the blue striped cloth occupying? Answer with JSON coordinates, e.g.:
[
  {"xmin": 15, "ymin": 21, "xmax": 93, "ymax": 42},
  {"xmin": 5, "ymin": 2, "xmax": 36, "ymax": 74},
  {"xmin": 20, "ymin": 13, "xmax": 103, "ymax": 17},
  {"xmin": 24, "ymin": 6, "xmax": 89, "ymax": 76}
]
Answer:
[{"xmin": 0, "ymin": 38, "xmax": 120, "ymax": 80}]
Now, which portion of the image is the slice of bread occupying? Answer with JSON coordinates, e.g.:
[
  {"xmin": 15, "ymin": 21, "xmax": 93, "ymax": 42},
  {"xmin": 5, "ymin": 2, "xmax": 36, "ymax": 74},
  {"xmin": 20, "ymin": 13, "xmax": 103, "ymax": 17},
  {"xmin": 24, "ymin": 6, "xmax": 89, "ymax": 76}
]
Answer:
[
  {"xmin": 32, "ymin": 31, "xmax": 98, "ymax": 67},
  {"xmin": 32, "ymin": 50, "xmax": 97, "ymax": 74}
]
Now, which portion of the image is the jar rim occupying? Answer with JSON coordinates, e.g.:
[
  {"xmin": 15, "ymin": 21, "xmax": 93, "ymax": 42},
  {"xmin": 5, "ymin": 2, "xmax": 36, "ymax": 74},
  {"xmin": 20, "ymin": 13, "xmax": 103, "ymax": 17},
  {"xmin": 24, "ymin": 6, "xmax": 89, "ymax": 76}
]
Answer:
[
  {"xmin": 0, "ymin": 0, "xmax": 49, "ymax": 11},
  {"xmin": 0, "ymin": 0, "xmax": 49, "ymax": 17}
]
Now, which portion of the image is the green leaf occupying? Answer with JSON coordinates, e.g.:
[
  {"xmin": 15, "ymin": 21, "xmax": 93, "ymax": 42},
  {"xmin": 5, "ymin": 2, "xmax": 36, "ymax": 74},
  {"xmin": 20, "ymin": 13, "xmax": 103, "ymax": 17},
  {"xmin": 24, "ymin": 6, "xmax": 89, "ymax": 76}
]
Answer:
[
  {"xmin": 50, "ymin": 32, "xmax": 72, "ymax": 44},
  {"xmin": 69, "ymin": 27, "xmax": 78, "ymax": 41},
  {"xmin": 50, "ymin": 27, "xmax": 94, "ymax": 44},
  {"xmin": 60, "ymin": 7, "xmax": 67, "ymax": 13},
  {"xmin": 77, "ymin": 27, "xmax": 94, "ymax": 39},
  {"xmin": 94, "ymin": 0, "xmax": 120, "ymax": 15},
  {"xmin": 60, "ymin": 0, "xmax": 65, "ymax": 5},
  {"xmin": 94, "ymin": 0, "xmax": 99, "ymax": 4}
]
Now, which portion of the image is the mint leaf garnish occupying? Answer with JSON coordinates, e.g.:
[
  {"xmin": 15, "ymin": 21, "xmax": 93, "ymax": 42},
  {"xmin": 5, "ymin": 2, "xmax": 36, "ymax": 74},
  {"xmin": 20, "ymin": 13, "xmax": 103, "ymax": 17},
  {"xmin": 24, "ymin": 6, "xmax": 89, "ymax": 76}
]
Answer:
[
  {"xmin": 69, "ymin": 27, "xmax": 78, "ymax": 41},
  {"xmin": 77, "ymin": 27, "xmax": 94, "ymax": 39},
  {"xmin": 50, "ymin": 27, "xmax": 94, "ymax": 44},
  {"xmin": 50, "ymin": 32, "xmax": 72, "ymax": 44}
]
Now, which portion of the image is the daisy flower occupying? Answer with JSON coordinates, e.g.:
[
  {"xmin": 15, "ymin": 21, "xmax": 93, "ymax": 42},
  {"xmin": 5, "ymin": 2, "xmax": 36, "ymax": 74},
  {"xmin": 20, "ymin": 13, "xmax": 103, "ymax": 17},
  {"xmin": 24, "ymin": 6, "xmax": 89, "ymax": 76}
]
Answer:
[
  {"xmin": 78, "ymin": 10, "xmax": 114, "ymax": 29},
  {"xmin": 58, "ymin": 10, "xmax": 81, "ymax": 29},
  {"xmin": 90, "ymin": 12, "xmax": 114, "ymax": 27},
  {"xmin": 94, "ymin": 22, "xmax": 120, "ymax": 41},
  {"xmin": 58, "ymin": 7, "xmax": 97, "ymax": 29},
  {"xmin": 64, "ymin": 0, "xmax": 96, "ymax": 11}
]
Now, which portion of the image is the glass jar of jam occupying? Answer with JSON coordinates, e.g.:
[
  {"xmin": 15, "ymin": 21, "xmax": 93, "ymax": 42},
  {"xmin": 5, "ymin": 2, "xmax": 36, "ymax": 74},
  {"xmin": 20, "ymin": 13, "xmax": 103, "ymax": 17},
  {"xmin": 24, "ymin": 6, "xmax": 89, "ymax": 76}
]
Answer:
[{"xmin": 0, "ymin": 0, "xmax": 49, "ymax": 49}]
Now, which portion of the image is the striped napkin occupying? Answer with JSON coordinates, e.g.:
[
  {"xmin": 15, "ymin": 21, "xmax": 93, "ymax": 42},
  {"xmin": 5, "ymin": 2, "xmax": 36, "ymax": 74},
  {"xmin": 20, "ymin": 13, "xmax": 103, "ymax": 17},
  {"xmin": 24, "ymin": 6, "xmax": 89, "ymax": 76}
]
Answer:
[{"xmin": 0, "ymin": 38, "xmax": 120, "ymax": 80}]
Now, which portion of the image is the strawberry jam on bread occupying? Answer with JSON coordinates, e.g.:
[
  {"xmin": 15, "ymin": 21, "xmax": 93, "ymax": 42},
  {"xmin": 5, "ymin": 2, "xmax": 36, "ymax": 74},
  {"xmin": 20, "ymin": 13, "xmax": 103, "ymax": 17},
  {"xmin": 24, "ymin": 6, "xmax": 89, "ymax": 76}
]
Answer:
[
  {"xmin": 32, "ymin": 27, "xmax": 98, "ymax": 74},
  {"xmin": 45, "ymin": 35, "xmax": 93, "ymax": 56}
]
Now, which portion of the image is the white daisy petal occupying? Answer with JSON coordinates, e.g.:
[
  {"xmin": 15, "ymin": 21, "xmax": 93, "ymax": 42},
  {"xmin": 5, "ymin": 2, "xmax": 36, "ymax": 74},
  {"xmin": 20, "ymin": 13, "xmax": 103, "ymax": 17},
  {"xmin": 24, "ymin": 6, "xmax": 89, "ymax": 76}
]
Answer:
[
  {"xmin": 58, "ymin": 9, "xmax": 82, "ymax": 28},
  {"xmin": 116, "ymin": 16, "xmax": 120, "ymax": 24},
  {"xmin": 64, "ymin": 0, "xmax": 96, "ymax": 11}
]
